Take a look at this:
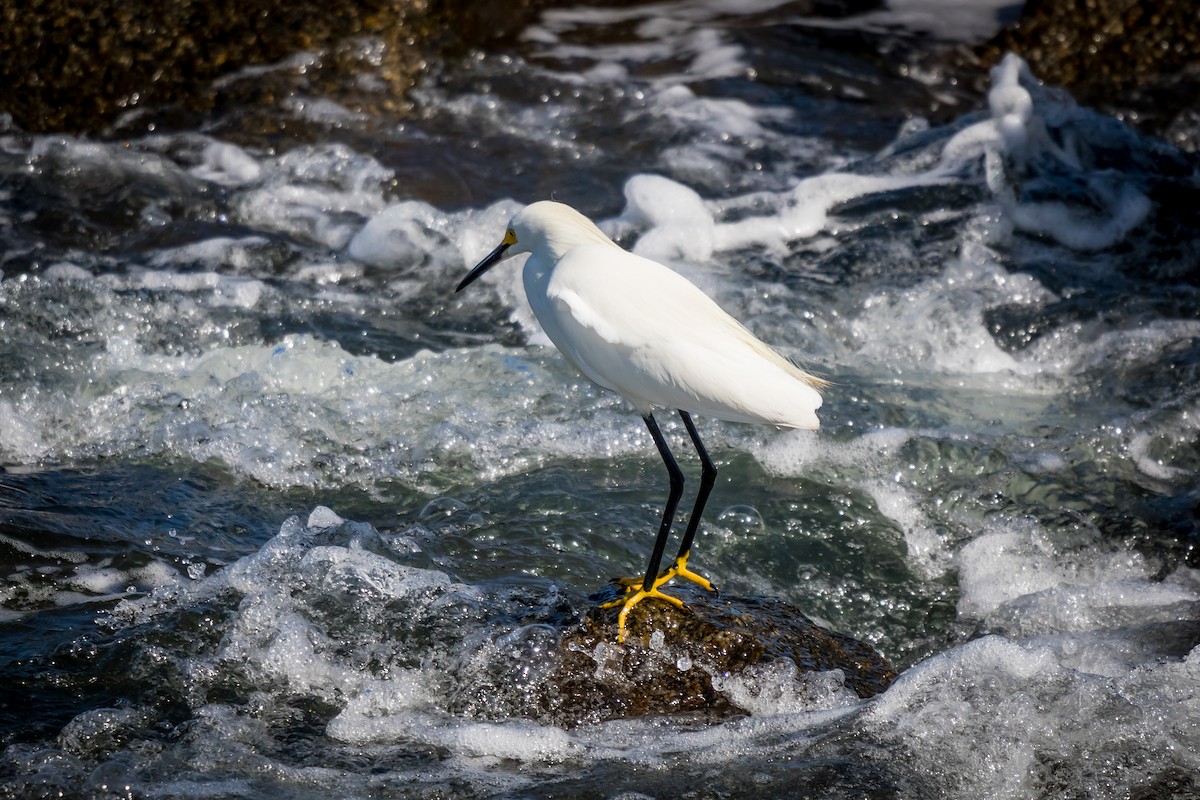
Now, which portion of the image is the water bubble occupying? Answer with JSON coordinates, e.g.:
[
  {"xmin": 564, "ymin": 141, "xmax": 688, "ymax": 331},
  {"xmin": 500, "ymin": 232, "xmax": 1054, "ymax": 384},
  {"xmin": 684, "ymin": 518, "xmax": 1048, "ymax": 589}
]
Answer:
[
  {"xmin": 717, "ymin": 504, "xmax": 764, "ymax": 537},
  {"xmin": 419, "ymin": 496, "xmax": 468, "ymax": 522}
]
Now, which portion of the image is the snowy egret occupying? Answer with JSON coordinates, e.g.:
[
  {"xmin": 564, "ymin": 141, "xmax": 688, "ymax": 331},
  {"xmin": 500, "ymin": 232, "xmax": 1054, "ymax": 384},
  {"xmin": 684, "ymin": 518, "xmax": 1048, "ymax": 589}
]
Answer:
[{"xmin": 456, "ymin": 200, "xmax": 826, "ymax": 641}]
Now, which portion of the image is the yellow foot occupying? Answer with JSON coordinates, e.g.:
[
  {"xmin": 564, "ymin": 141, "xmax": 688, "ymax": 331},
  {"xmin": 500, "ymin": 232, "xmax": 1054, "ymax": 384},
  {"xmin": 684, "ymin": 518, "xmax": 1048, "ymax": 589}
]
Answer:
[
  {"xmin": 607, "ymin": 554, "xmax": 716, "ymax": 596},
  {"xmin": 599, "ymin": 576, "xmax": 684, "ymax": 643},
  {"xmin": 608, "ymin": 574, "xmax": 644, "ymax": 591},
  {"xmin": 668, "ymin": 552, "xmax": 715, "ymax": 593},
  {"xmin": 599, "ymin": 554, "xmax": 717, "ymax": 642}
]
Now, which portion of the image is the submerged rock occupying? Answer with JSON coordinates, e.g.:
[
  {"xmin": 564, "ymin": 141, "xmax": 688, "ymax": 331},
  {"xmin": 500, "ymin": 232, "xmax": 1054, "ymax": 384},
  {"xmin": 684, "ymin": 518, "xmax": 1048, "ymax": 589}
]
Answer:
[
  {"xmin": 0, "ymin": 0, "xmax": 549, "ymax": 135},
  {"xmin": 533, "ymin": 590, "xmax": 897, "ymax": 726},
  {"xmin": 980, "ymin": 0, "xmax": 1200, "ymax": 151}
]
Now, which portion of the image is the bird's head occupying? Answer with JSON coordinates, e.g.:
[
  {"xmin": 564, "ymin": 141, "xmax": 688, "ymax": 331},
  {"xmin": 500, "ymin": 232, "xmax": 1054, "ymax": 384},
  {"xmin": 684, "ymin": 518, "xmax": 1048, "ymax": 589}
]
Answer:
[{"xmin": 455, "ymin": 201, "xmax": 614, "ymax": 292}]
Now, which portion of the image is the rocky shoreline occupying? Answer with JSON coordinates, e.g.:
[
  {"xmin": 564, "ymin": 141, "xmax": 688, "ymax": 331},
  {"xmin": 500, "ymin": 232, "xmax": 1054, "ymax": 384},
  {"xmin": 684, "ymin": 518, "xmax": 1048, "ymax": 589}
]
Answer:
[{"xmin": 3, "ymin": 0, "xmax": 1197, "ymax": 150}]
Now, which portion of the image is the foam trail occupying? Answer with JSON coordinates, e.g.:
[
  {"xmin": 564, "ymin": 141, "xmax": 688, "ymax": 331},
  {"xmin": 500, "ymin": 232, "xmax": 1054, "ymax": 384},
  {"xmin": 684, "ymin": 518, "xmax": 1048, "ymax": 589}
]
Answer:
[{"xmin": 614, "ymin": 54, "xmax": 1152, "ymax": 263}]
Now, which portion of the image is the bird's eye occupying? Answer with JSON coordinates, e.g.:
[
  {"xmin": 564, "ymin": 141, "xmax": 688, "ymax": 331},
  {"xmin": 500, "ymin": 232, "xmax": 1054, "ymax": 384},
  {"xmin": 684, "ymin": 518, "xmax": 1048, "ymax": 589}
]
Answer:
[{"xmin": 502, "ymin": 229, "xmax": 517, "ymax": 246}]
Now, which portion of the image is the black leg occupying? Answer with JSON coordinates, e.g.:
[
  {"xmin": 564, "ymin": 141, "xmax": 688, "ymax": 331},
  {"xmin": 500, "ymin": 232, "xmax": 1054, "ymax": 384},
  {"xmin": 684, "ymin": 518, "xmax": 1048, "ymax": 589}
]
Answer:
[
  {"xmin": 676, "ymin": 410, "xmax": 717, "ymax": 561},
  {"xmin": 640, "ymin": 413, "xmax": 684, "ymax": 592}
]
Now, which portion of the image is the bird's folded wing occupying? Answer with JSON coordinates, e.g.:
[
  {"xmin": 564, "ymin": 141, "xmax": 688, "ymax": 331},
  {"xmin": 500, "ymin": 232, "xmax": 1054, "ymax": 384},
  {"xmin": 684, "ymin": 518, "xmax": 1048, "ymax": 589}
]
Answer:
[{"xmin": 545, "ymin": 250, "xmax": 822, "ymax": 428}]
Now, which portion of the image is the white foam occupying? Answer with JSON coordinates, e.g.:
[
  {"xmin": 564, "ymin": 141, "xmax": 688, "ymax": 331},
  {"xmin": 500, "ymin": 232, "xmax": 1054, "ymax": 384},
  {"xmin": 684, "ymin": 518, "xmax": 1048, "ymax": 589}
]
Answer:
[
  {"xmin": 283, "ymin": 96, "xmax": 366, "ymax": 125},
  {"xmin": 307, "ymin": 506, "xmax": 345, "ymax": 529},
  {"xmin": 107, "ymin": 508, "xmax": 873, "ymax": 779},
  {"xmin": 632, "ymin": 52, "xmax": 1142, "ymax": 267},
  {"xmin": 121, "ymin": 264, "xmax": 267, "ymax": 309},
  {"xmin": 1009, "ymin": 183, "xmax": 1152, "ymax": 251},
  {"xmin": 852, "ymin": 287, "xmax": 1015, "ymax": 374},
  {"xmin": 0, "ymin": 531, "xmax": 157, "ymax": 619},
  {"xmin": 710, "ymin": 659, "xmax": 860, "ymax": 716},
  {"xmin": 300, "ymin": 542, "xmax": 453, "ymax": 597},
  {"xmin": 42, "ymin": 262, "xmax": 93, "ymax": 282},
  {"xmin": 617, "ymin": 174, "xmax": 715, "ymax": 263},
  {"xmin": 235, "ymin": 144, "xmax": 393, "ymax": 249},
  {"xmin": 0, "ymin": 322, "xmax": 656, "ymax": 489},
  {"xmin": 652, "ymin": 84, "xmax": 786, "ymax": 139},
  {"xmin": 865, "ymin": 478, "xmax": 948, "ymax": 579},
  {"xmin": 347, "ymin": 199, "xmax": 453, "ymax": 269},
  {"xmin": 867, "ymin": 633, "xmax": 1200, "ymax": 798},
  {"xmin": 609, "ymin": 71, "xmax": 1139, "ymax": 397},
  {"xmin": 1129, "ymin": 399, "xmax": 1200, "ymax": 481},
  {"xmin": 1130, "ymin": 432, "xmax": 1187, "ymax": 480},
  {"xmin": 752, "ymin": 425, "xmax": 837, "ymax": 477},
  {"xmin": 1038, "ymin": 319, "xmax": 1200, "ymax": 380},
  {"xmin": 190, "ymin": 142, "xmax": 263, "ymax": 187},
  {"xmin": 957, "ymin": 519, "xmax": 1200, "ymax": 639},
  {"xmin": 147, "ymin": 236, "xmax": 271, "ymax": 272},
  {"xmin": 28, "ymin": 136, "xmax": 180, "ymax": 182},
  {"xmin": 183, "ymin": 517, "xmax": 463, "ymax": 713},
  {"xmin": 98, "ymin": 499, "xmax": 1200, "ymax": 799},
  {"xmin": 754, "ymin": 426, "xmax": 954, "ymax": 578},
  {"xmin": 324, "ymin": 677, "xmax": 441, "ymax": 743},
  {"xmin": 528, "ymin": 3, "xmax": 769, "ymax": 84},
  {"xmin": 68, "ymin": 565, "xmax": 135, "ymax": 596},
  {"xmin": 59, "ymin": 707, "xmax": 151, "ymax": 757},
  {"xmin": 945, "ymin": 53, "xmax": 1150, "ymax": 250},
  {"xmin": 846, "ymin": 241, "xmax": 1052, "ymax": 380},
  {"xmin": 451, "ymin": 721, "xmax": 573, "ymax": 761},
  {"xmin": 209, "ymin": 50, "xmax": 320, "ymax": 90},
  {"xmin": 578, "ymin": 696, "xmax": 861, "ymax": 770},
  {"xmin": 0, "ymin": 399, "xmax": 43, "ymax": 462},
  {"xmin": 713, "ymin": 170, "xmax": 948, "ymax": 256},
  {"xmin": 805, "ymin": 0, "xmax": 1018, "ymax": 43}
]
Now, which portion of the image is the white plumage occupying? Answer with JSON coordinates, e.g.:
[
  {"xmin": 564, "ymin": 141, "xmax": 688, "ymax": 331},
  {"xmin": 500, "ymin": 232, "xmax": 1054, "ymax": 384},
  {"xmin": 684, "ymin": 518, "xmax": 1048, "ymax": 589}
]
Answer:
[{"xmin": 456, "ymin": 200, "xmax": 825, "ymax": 641}]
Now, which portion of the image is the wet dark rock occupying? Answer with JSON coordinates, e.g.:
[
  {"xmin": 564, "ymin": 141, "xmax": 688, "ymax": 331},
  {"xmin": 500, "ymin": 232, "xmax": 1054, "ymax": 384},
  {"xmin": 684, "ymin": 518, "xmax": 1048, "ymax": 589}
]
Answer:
[
  {"xmin": 534, "ymin": 590, "xmax": 896, "ymax": 726},
  {"xmin": 0, "ymin": 0, "xmax": 552, "ymax": 135},
  {"xmin": 4, "ymin": 0, "xmax": 890, "ymax": 139},
  {"xmin": 979, "ymin": 0, "xmax": 1200, "ymax": 151}
]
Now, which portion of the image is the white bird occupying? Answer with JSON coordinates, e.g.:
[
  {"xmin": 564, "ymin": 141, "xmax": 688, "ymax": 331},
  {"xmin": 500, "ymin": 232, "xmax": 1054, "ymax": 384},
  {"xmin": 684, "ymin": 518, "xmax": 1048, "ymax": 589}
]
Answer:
[{"xmin": 456, "ymin": 200, "xmax": 826, "ymax": 641}]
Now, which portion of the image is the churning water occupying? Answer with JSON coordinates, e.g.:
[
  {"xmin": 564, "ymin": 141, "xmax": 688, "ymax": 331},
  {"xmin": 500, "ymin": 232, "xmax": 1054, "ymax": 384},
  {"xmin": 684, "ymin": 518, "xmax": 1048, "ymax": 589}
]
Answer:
[{"xmin": 2, "ymin": 2, "xmax": 1199, "ymax": 798}]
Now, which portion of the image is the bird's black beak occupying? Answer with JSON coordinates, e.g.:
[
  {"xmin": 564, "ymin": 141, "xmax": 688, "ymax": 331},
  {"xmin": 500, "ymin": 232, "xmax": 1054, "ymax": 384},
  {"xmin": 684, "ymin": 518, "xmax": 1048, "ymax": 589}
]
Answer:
[{"xmin": 455, "ymin": 230, "xmax": 516, "ymax": 292}]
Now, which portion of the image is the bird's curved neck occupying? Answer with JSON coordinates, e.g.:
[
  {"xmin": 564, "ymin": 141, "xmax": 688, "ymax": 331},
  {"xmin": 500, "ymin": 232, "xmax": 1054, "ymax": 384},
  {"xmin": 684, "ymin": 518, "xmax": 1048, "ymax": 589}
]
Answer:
[{"xmin": 539, "ymin": 217, "xmax": 616, "ymax": 262}]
